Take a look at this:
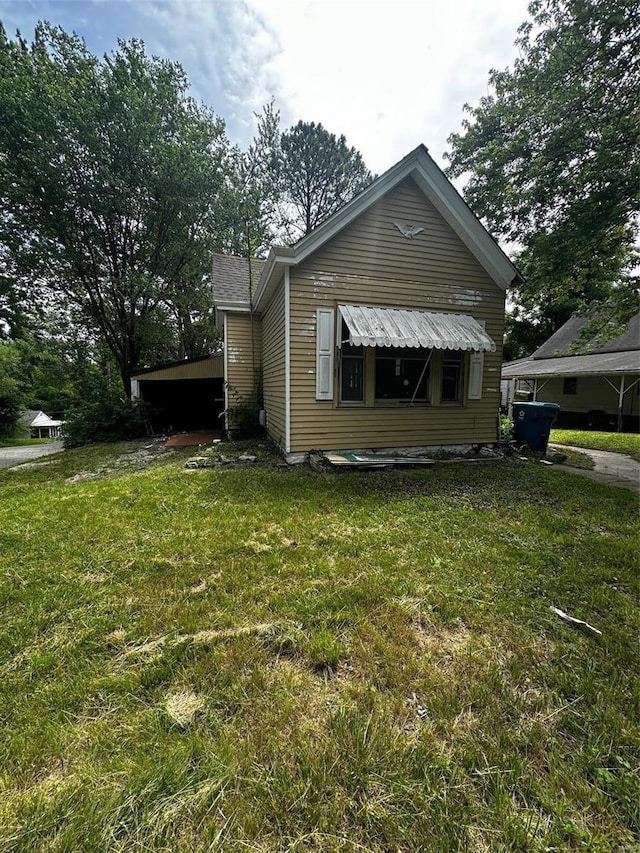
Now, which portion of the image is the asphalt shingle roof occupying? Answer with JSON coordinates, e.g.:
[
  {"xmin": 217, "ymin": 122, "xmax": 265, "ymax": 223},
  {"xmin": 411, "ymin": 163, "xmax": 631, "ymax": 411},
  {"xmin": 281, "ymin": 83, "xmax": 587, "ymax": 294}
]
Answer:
[
  {"xmin": 531, "ymin": 313, "xmax": 639, "ymax": 359},
  {"xmin": 211, "ymin": 255, "xmax": 266, "ymax": 307}
]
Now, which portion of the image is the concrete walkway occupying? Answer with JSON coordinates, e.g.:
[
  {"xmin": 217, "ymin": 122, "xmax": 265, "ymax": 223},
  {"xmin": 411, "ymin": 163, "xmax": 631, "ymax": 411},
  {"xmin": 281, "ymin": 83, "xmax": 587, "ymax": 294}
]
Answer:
[
  {"xmin": 0, "ymin": 441, "xmax": 64, "ymax": 470},
  {"xmin": 549, "ymin": 444, "xmax": 640, "ymax": 494}
]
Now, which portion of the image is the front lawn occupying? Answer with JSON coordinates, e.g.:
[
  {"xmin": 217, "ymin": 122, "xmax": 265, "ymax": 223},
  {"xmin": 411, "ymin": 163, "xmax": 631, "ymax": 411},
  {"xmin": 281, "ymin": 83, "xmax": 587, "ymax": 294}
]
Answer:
[
  {"xmin": 0, "ymin": 441, "xmax": 638, "ymax": 851},
  {"xmin": 551, "ymin": 429, "xmax": 640, "ymax": 461}
]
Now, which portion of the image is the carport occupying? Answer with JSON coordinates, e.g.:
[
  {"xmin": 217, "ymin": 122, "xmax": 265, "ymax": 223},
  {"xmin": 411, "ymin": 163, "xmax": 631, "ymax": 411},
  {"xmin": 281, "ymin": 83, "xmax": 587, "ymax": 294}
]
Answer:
[{"xmin": 131, "ymin": 354, "xmax": 224, "ymax": 433}]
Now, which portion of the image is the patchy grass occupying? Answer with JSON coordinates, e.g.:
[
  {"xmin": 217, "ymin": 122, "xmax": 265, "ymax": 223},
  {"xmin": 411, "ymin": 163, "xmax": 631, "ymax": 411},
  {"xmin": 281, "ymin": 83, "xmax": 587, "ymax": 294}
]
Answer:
[
  {"xmin": 551, "ymin": 429, "xmax": 640, "ymax": 461},
  {"xmin": 548, "ymin": 447, "xmax": 595, "ymax": 470},
  {"xmin": 0, "ymin": 437, "xmax": 56, "ymax": 447},
  {"xmin": 0, "ymin": 440, "xmax": 638, "ymax": 851}
]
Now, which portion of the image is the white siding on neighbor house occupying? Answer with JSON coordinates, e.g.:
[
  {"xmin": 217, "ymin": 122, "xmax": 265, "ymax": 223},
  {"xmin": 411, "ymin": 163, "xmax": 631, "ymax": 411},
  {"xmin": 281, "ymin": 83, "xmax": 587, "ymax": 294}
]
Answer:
[{"xmin": 286, "ymin": 177, "xmax": 506, "ymax": 452}]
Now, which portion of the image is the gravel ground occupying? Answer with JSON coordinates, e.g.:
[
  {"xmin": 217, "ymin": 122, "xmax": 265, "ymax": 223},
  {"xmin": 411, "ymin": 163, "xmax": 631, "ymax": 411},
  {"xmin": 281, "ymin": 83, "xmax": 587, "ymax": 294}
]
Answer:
[{"xmin": 0, "ymin": 441, "xmax": 64, "ymax": 470}]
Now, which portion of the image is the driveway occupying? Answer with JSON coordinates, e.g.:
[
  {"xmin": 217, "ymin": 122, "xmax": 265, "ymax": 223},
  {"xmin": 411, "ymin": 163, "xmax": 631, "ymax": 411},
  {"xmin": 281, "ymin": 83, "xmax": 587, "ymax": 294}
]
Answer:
[
  {"xmin": 550, "ymin": 444, "xmax": 640, "ymax": 494},
  {"xmin": 0, "ymin": 441, "xmax": 65, "ymax": 470}
]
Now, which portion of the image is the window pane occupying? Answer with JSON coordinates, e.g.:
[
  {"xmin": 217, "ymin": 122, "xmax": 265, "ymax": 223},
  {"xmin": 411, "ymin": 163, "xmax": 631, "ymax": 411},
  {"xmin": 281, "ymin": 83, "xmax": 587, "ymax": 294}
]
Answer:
[
  {"xmin": 341, "ymin": 353, "xmax": 364, "ymax": 402},
  {"xmin": 375, "ymin": 348, "xmax": 431, "ymax": 399},
  {"xmin": 441, "ymin": 351, "xmax": 463, "ymax": 402}
]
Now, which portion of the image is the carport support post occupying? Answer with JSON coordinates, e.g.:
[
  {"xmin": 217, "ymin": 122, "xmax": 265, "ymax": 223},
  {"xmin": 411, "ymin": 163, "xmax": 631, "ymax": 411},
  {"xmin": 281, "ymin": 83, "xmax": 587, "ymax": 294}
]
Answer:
[
  {"xmin": 532, "ymin": 378, "xmax": 538, "ymax": 401},
  {"xmin": 617, "ymin": 375, "xmax": 625, "ymax": 433}
]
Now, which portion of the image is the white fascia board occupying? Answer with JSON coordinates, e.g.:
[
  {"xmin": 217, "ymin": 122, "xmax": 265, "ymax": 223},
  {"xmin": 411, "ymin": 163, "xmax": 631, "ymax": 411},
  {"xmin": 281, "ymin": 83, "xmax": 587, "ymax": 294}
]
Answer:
[
  {"xmin": 214, "ymin": 302, "xmax": 252, "ymax": 313},
  {"xmin": 410, "ymin": 164, "xmax": 515, "ymax": 290},
  {"xmin": 254, "ymin": 247, "xmax": 295, "ymax": 311}
]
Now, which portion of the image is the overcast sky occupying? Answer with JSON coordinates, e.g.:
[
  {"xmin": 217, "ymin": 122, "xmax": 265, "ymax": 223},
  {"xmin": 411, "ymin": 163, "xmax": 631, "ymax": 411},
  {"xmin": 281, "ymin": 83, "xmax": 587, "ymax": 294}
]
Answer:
[{"xmin": 1, "ymin": 0, "xmax": 531, "ymax": 174}]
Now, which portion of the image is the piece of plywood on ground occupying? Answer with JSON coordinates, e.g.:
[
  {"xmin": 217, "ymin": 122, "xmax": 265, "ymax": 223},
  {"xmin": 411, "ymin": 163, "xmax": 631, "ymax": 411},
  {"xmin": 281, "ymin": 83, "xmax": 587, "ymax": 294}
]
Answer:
[
  {"xmin": 323, "ymin": 452, "xmax": 435, "ymax": 468},
  {"xmin": 165, "ymin": 431, "xmax": 222, "ymax": 448}
]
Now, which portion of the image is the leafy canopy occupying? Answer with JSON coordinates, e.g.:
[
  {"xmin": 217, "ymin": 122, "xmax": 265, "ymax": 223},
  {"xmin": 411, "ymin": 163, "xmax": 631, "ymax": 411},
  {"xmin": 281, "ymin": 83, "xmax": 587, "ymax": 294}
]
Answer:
[
  {"xmin": 0, "ymin": 23, "xmax": 231, "ymax": 393},
  {"xmin": 445, "ymin": 0, "xmax": 640, "ymax": 356}
]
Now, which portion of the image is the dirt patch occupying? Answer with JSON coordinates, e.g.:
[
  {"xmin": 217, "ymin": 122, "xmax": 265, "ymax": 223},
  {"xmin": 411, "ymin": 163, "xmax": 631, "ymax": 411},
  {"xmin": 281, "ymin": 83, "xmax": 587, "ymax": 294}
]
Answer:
[{"xmin": 165, "ymin": 432, "xmax": 222, "ymax": 448}]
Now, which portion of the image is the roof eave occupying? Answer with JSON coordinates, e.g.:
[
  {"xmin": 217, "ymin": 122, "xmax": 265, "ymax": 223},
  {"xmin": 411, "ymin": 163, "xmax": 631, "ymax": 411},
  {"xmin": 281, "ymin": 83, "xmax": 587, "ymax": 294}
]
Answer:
[{"xmin": 254, "ymin": 247, "xmax": 296, "ymax": 311}]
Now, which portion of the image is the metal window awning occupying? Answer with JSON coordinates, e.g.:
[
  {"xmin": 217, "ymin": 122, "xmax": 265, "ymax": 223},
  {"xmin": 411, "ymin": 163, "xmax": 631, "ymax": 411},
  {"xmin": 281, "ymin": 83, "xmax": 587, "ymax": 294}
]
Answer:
[{"xmin": 338, "ymin": 305, "xmax": 495, "ymax": 352}]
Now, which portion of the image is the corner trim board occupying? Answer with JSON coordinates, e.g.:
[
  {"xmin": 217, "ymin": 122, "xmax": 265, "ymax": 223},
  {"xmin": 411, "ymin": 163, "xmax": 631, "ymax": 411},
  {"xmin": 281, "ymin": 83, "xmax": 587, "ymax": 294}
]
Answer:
[{"xmin": 285, "ymin": 268, "xmax": 291, "ymax": 454}]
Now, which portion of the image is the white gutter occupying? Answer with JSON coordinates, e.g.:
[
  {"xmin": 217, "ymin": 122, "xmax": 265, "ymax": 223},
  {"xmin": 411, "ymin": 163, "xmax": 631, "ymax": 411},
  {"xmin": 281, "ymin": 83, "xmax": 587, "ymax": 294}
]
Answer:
[{"xmin": 284, "ymin": 267, "xmax": 291, "ymax": 454}]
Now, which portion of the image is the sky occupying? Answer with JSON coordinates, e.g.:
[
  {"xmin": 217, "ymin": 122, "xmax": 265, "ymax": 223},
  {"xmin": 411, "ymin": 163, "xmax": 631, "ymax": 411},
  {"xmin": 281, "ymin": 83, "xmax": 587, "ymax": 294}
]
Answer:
[{"xmin": 0, "ymin": 0, "xmax": 532, "ymax": 175}]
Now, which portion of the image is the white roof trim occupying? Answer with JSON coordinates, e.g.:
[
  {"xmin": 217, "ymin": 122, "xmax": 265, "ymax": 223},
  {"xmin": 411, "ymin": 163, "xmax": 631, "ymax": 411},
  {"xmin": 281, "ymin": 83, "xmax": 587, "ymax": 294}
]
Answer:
[
  {"xmin": 254, "ymin": 145, "xmax": 520, "ymax": 311},
  {"xmin": 338, "ymin": 305, "xmax": 496, "ymax": 352},
  {"xmin": 214, "ymin": 303, "xmax": 252, "ymax": 313}
]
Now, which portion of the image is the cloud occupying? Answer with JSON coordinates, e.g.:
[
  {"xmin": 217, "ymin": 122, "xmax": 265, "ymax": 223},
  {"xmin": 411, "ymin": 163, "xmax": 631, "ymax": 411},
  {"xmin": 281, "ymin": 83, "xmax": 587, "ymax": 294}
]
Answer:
[
  {"xmin": 1, "ymin": 0, "xmax": 532, "ymax": 171},
  {"xmin": 130, "ymin": 0, "xmax": 282, "ymax": 144}
]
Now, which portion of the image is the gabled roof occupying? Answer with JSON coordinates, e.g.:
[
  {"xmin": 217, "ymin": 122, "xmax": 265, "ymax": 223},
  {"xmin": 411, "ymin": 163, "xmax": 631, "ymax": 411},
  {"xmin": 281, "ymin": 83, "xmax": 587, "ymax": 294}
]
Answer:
[
  {"xmin": 211, "ymin": 255, "xmax": 266, "ymax": 310},
  {"xmin": 502, "ymin": 312, "xmax": 640, "ymax": 380},
  {"xmin": 21, "ymin": 410, "xmax": 63, "ymax": 428},
  {"xmin": 255, "ymin": 144, "xmax": 522, "ymax": 311},
  {"xmin": 531, "ymin": 313, "xmax": 640, "ymax": 359}
]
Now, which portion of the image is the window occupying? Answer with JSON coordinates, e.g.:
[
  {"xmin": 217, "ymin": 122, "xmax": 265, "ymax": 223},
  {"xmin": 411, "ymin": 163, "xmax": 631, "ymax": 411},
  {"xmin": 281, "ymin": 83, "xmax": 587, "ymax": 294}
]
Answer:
[
  {"xmin": 441, "ymin": 351, "xmax": 463, "ymax": 403},
  {"xmin": 339, "ymin": 322, "xmax": 364, "ymax": 403},
  {"xmin": 563, "ymin": 377, "xmax": 577, "ymax": 395},
  {"xmin": 375, "ymin": 347, "xmax": 431, "ymax": 402}
]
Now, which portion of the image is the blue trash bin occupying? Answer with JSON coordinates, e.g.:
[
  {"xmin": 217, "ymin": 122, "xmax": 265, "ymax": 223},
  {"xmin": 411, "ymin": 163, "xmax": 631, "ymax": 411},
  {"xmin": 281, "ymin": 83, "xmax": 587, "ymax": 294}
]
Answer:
[{"xmin": 512, "ymin": 402, "xmax": 560, "ymax": 452}]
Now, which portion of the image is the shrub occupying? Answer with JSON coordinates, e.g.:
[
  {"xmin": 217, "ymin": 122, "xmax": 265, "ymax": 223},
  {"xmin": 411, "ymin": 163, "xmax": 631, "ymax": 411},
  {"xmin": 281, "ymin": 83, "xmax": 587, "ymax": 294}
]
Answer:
[
  {"xmin": 64, "ymin": 393, "xmax": 148, "ymax": 447},
  {"xmin": 500, "ymin": 415, "xmax": 514, "ymax": 442},
  {"xmin": 225, "ymin": 383, "xmax": 263, "ymax": 438}
]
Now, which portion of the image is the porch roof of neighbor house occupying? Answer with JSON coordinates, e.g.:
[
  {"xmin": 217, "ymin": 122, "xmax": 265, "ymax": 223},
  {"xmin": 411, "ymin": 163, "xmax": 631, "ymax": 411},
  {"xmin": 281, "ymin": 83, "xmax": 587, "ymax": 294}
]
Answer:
[
  {"xmin": 338, "ymin": 305, "xmax": 496, "ymax": 352},
  {"xmin": 502, "ymin": 350, "xmax": 640, "ymax": 380}
]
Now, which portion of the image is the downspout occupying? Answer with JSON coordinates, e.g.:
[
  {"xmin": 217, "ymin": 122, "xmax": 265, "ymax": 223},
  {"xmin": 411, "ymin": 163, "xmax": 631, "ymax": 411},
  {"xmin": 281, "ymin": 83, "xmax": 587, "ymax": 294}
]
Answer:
[
  {"xmin": 285, "ymin": 267, "xmax": 291, "ymax": 454},
  {"xmin": 247, "ymin": 224, "xmax": 257, "ymax": 406},
  {"xmin": 223, "ymin": 311, "xmax": 229, "ymax": 432}
]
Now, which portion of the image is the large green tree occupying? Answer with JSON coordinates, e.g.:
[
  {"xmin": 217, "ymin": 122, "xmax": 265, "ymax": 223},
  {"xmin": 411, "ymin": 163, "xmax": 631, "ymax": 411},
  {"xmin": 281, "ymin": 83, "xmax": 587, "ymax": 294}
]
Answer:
[
  {"xmin": 0, "ymin": 24, "xmax": 231, "ymax": 394},
  {"xmin": 445, "ymin": 0, "xmax": 640, "ymax": 357},
  {"xmin": 279, "ymin": 121, "xmax": 373, "ymax": 241}
]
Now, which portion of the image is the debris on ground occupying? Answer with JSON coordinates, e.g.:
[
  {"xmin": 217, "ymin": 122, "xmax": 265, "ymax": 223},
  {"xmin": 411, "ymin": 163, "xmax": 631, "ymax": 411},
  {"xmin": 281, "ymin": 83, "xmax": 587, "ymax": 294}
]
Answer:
[{"xmin": 551, "ymin": 606, "xmax": 602, "ymax": 636}]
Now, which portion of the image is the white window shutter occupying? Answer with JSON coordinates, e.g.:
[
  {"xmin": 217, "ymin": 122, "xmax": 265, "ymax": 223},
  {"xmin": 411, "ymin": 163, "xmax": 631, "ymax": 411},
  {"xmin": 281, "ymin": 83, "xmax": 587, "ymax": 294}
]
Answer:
[
  {"xmin": 468, "ymin": 351, "xmax": 484, "ymax": 400},
  {"xmin": 316, "ymin": 308, "xmax": 335, "ymax": 400},
  {"xmin": 468, "ymin": 320, "xmax": 486, "ymax": 401}
]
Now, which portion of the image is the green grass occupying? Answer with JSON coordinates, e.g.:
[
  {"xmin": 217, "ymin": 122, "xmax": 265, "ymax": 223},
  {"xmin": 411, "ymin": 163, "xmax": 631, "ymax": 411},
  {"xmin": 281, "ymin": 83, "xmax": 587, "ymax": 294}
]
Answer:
[
  {"xmin": 0, "ymin": 437, "xmax": 56, "ymax": 447},
  {"xmin": 551, "ymin": 429, "xmax": 640, "ymax": 461},
  {"xmin": 0, "ymin": 440, "xmax": 638, "ymax": 851}
]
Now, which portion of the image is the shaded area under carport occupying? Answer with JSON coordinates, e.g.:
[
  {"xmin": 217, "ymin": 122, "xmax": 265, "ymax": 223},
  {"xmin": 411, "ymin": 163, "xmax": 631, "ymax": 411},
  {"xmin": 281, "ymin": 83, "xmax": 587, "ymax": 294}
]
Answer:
[{"xmin": 138, "ymin": 378, "xmax": 224, "ymax": 433}]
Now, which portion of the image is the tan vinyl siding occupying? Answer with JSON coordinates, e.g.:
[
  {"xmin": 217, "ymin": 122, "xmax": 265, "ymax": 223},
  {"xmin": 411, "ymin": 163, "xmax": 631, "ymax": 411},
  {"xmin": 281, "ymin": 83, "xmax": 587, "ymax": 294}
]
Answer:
[
  {"xmin": 132, "ymin": 355, "xmax": 223, "ymax": 381},
  {"xmin": 287, "ymin": 177, "xmax": 505, "ymax": 452},
  {"xmin": 528, "ymin": 375, "xmax": 640, "ymax": 418},
  {"xmin": 261, "ymin": 282, "xmax": 287, "ymax": 447},
  {"xmin": 226, "ymin": 312, "xmax": 262, "ymax": 402}
]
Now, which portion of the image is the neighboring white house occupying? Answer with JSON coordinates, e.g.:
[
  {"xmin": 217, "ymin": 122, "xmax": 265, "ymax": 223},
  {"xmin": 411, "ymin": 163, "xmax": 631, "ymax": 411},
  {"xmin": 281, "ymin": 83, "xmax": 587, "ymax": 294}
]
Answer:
[{"xmin": 19, "ymin": 410, "xmax": 65, "ymax": 439}]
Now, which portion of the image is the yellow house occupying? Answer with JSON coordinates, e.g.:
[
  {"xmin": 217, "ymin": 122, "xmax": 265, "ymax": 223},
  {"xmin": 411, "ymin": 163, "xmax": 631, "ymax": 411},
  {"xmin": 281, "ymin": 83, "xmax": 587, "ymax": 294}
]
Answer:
[{"xmin": 213, "ymin": 145, "xmax": 523, "ymax": 461}]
